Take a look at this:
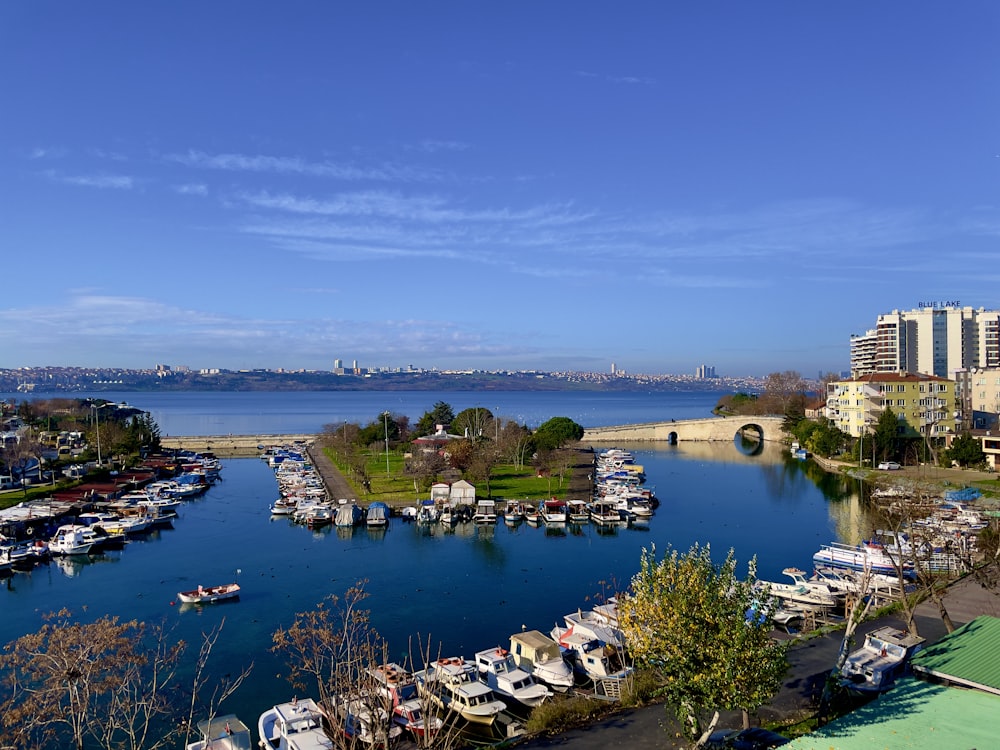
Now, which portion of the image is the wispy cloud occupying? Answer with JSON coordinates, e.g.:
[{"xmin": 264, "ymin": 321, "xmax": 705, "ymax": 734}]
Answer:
[
  {"xmin": 28, "ymin": 146, "xmax": 67, "ymax": 160},
  {"xmin": 165, "ymin": 149, "xmax": 449, "ymax": 183},
  {"xmin": 173, "ymin": 183, "xmax": 208, "ymax": 196},
  {"xmin": 230, "ymin": 185, "xmax": 949, "ymax": 294},
  {"xmin": 576, "ymin": 70, "xmax": 656, "ymax": 85},
  {"xmin": 44, "ymin": 170, "xmax": 135, "ymax": 190},
  {"xmin": 237, "ymin": 189, "xmax": 588, "ymax": 226},
  {"xmin": 0, "ymin": 294, "xmax": 526, "ymax": 368}
]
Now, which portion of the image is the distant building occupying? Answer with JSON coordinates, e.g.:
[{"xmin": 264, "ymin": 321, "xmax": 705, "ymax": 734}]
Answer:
[
  {"xmin": 695, "ymin": 365, "xmax": 716, "ymax": 379},
  {"xmin": 826, "ymin": 372, "xmax": 957, "ymax": 440}
]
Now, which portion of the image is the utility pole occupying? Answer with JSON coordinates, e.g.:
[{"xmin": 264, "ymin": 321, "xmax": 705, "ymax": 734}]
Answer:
[{"xmin": 383, "ymin": 411, "xmax": 391, "ymax": 477}]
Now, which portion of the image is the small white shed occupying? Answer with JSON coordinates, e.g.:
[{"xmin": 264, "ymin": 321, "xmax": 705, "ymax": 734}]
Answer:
[{"xmin": 450, "ymin": 479, "xmax": 476, "ymax": 504}]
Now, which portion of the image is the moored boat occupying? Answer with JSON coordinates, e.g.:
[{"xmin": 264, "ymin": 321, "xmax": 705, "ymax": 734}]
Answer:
[
  {"xmin": 813, "ymin": 541, "xmax": 914, "ymax": 578},
  {"xmin": 474, "ymin": 646, "xmax": 553, "ymax": 707},
  {"xmin": 368, "ymin": 662, "xmax": 443, "ymax": 740},
  {"xmin": 185, "ymin": 713, "xmax": 252, "ymax": 750},
  {"xmin": 177, "ymin": 582, "xmax": 241, "ymax": 604},
  {"xmin": 366, "ymin": 502, "xmax": 390, "ymax": 528},
  {"xmin": 508, "ymin": 629, "xmax": 575, "ymax": 692},
  {"xmin": 258, "ymin": 697, "xmax": 332, "ymax": 750},
  {"xmin": 413, "ymin": 657, "xmax": 506, "ymax": 725}
]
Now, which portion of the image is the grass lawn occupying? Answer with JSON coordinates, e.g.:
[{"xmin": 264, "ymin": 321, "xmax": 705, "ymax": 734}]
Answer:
[{"xmin": 324, "ymin": 447, "xmax": 572, "ymax": 505}]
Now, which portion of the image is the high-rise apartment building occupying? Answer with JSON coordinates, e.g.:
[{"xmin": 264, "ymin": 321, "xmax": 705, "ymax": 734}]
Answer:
[
  {"xmin": 849, "ymin": 330, "xmax": 877, "ymax": 377},
  {"xmin": 852, "ymin": 306, "xmax": 1000, "ymax": 378}
]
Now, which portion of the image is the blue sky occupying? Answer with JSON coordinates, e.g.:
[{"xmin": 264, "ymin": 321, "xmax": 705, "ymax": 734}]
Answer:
[{"xmin": 2, "ymin": 3, "xmax": 998, "ymax": 377}]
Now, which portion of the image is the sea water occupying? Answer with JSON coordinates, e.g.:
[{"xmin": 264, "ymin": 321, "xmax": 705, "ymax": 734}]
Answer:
[{"xmin": 0, "ymin": 391, "xmax": 866, "ymax": 730}]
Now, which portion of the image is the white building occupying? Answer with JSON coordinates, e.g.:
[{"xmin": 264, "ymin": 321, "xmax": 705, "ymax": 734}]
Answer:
[{"xmin": 854, "ymin": 306, "xmax": 1000, "ymax": 378}]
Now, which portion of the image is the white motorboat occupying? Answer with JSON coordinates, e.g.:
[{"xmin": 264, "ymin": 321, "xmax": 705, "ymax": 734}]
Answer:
[
  {"xmin": 561, "ymin": 608, "xmax": 625, "ymax": 649},
  {"xmin": 841, "ymin": 626, "xmax": 926, "ymax": 693},
  {"xmin": 501, "ymin": 500, "xmax": 526, "ymax": 524},
  {"xmin": 474, "ymin": 646, "xmax": 552, "ymax": 707},
  {"xmin": 551, "ymin": 624, "xmax": 632, "ymax": 687},
  {"xmin": 258, "ymin": 697, "xmax": 332, "ymax": 750},
  {"xmin": 755, "ymin": 572, "xmax": 838, "ymax": 610},
  {"xmin": 473, "ymin": 499, "xmax": 497, "ymax": 524},
  {"xmin": 589, "ymin": 499, "xmax": 623, "ymax": 525},
  {"xmin": 508, "ymin": 629, "xmax": 575, "ymax": 692},
  {"xmin": 270, "ymin": 496, "xmax": 299, "ymax": 515},
  {"xmin": 185, "ymin": 713, "xmax": 252, "ymax": 750},
  {"xmin": 776, "ymin": 567, "xmax": 843, "ymax": 604},
  {"xmin": 541, "ymin": 499, "xmax": 567, "ymax": 524},
  {"xmin": 813, "ymin": 541, "xmax": 913, "ymax": 578},
  {"xmin": 417, "ymin": 500, "xmax": 439, "ymax": 524},
  {"xmin": 413, "ymin": 657, "xmax": 505, "ymax": 725},
  {"xmin": 49, "ymin": 525, "xmax": 97, "ymax": 556}
]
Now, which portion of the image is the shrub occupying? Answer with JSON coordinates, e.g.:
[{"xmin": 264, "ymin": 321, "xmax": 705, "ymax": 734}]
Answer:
[{"xmin": 523, "ymin": 694, "xmax": 612, "ymax": 735}]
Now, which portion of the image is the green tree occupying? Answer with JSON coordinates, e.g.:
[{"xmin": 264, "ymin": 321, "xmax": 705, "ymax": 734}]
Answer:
[
  {"xmin": 618, "ymin": 544, "xmax": 788, "ymax": 743},
  {"xmin": 714, "ymin": 392, "xmax": 759, "ymax": 416},
  {"xmin": 532, "ymin": 417, "xmax": 584, "ymax": 451},
  {"xmin": 942, "ymin": 432, "xmax": 986, "ymax": 468},
  {"xmin": 791, "ymin": 417, "xmax": 848, "ymax": 458},
  {"xmin": 872, "ymin": 406, "xmax": 901, "ymax": 464},
  {"xmin": 414, "ymin": 402, "xmax": 455, "ymax": 437},
  {"xmin": 452, "ymin": 407, "xmax": 493, "ymax": 441}
]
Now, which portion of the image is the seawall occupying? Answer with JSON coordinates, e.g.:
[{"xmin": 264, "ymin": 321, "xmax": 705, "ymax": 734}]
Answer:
[{"xmin": 160, "ymin": 434, "xmax": 316, "ymax": 457}]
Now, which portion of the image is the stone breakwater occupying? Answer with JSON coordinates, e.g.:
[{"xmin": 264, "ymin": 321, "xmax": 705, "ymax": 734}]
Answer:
[{"xmin": 160, "ymin": 434, "xmax": 316, "ymax": 457}]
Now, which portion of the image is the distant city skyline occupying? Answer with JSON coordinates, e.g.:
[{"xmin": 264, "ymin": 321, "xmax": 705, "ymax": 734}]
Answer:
[{"xmin": 2, "ymin": 3, "xmax": 997, "ymax": 377}]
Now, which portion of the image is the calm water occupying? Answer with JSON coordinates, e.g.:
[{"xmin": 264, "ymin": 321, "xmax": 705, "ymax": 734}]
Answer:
[
  {"xmin": 1, "ymin": 389, "xmax": 730, "ymax": 434},
  {"xmin": 0, "ymin": 391, "xmax": 866, "ymax": 730}
]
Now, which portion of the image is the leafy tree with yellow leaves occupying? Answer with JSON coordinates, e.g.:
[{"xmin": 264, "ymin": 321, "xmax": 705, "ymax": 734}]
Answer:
[{"xmin": 618, "ymin": 543, "xmax": 788, "ymax": 746}]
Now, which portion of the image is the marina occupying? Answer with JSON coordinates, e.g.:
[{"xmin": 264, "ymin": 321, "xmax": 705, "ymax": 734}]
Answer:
[{"xmin": 0, "ymin": 389, "xmax": 993, "ymax": 744}]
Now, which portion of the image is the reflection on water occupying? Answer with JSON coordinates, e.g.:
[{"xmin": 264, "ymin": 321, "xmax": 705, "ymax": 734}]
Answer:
[{"xmin": 0, "ymin": 439, "xmax": 884, "ymax": 735}]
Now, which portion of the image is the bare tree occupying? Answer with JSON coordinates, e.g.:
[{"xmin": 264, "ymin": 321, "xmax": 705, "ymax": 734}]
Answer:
[
  {"xmin": 179, "ymin": 619, "xmax": 253, "ymax": 748},
  {"xmin": 271, "ymin": 582, "xmax": 398, "ymax": 749},
  {"xmin": 468, "ymin": 443, "xmax": 501, "ymax": 497},
  {"xmin": 0, "ymin": 610, "xmax": 184, "ymax": 750},
  {"xmin": 818, "ymin": 564, "xmax": 879, "ymax": 719},
  {"xmin": 404, "ymin": 634, "xmax": 464, "ymax": 750}
]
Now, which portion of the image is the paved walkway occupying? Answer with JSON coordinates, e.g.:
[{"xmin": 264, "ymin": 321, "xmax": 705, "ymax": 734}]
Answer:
[{"xmin": 306, "ymin": 441, "xmax": 356, "ymax": 501}]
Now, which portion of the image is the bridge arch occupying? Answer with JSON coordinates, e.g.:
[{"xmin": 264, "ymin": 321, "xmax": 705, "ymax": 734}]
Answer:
[{"xmin": 582, "ymin": 415, "xmax": 788, "ymax": 444}]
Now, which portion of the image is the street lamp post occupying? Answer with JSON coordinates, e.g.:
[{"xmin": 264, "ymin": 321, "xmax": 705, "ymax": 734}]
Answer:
[{"xmin": 382, "ymin": 411, "xmax": 391, "ymax": 477}]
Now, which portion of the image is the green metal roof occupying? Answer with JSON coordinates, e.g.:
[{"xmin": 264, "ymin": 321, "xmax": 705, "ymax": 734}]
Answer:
[
  {"xmin": 910, "ymin": 615, "xmax": 1000, "ymax": 694},
  {"xmin": 783, "ymin": 677, "xmax": 1000, "ymax": 750}
]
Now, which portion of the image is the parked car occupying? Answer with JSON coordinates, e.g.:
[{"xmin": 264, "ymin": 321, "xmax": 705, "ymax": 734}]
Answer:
[
  {"xmin": 877, "ymin": 461, "xmax": 902, "ymax": 470},
  {"xmin": 705, "ymin": 727, "xmax": 790, "ymax": 750}
]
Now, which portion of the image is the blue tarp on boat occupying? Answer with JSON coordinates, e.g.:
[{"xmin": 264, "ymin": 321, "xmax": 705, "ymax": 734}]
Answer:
[{"xmin": 944, "ymin": 487, "xmax": 981, "ymax": 502}]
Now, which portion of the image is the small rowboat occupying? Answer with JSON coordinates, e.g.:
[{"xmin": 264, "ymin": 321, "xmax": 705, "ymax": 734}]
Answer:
[{"xmin": 177, "ymin": 582, "xmax": 241, "ymax": 604}]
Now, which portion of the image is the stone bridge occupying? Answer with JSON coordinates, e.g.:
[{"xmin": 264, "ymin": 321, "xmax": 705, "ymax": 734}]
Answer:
[{"xmin": 581, "ymin": 415, "xmax": 788, "ymax": 444}]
